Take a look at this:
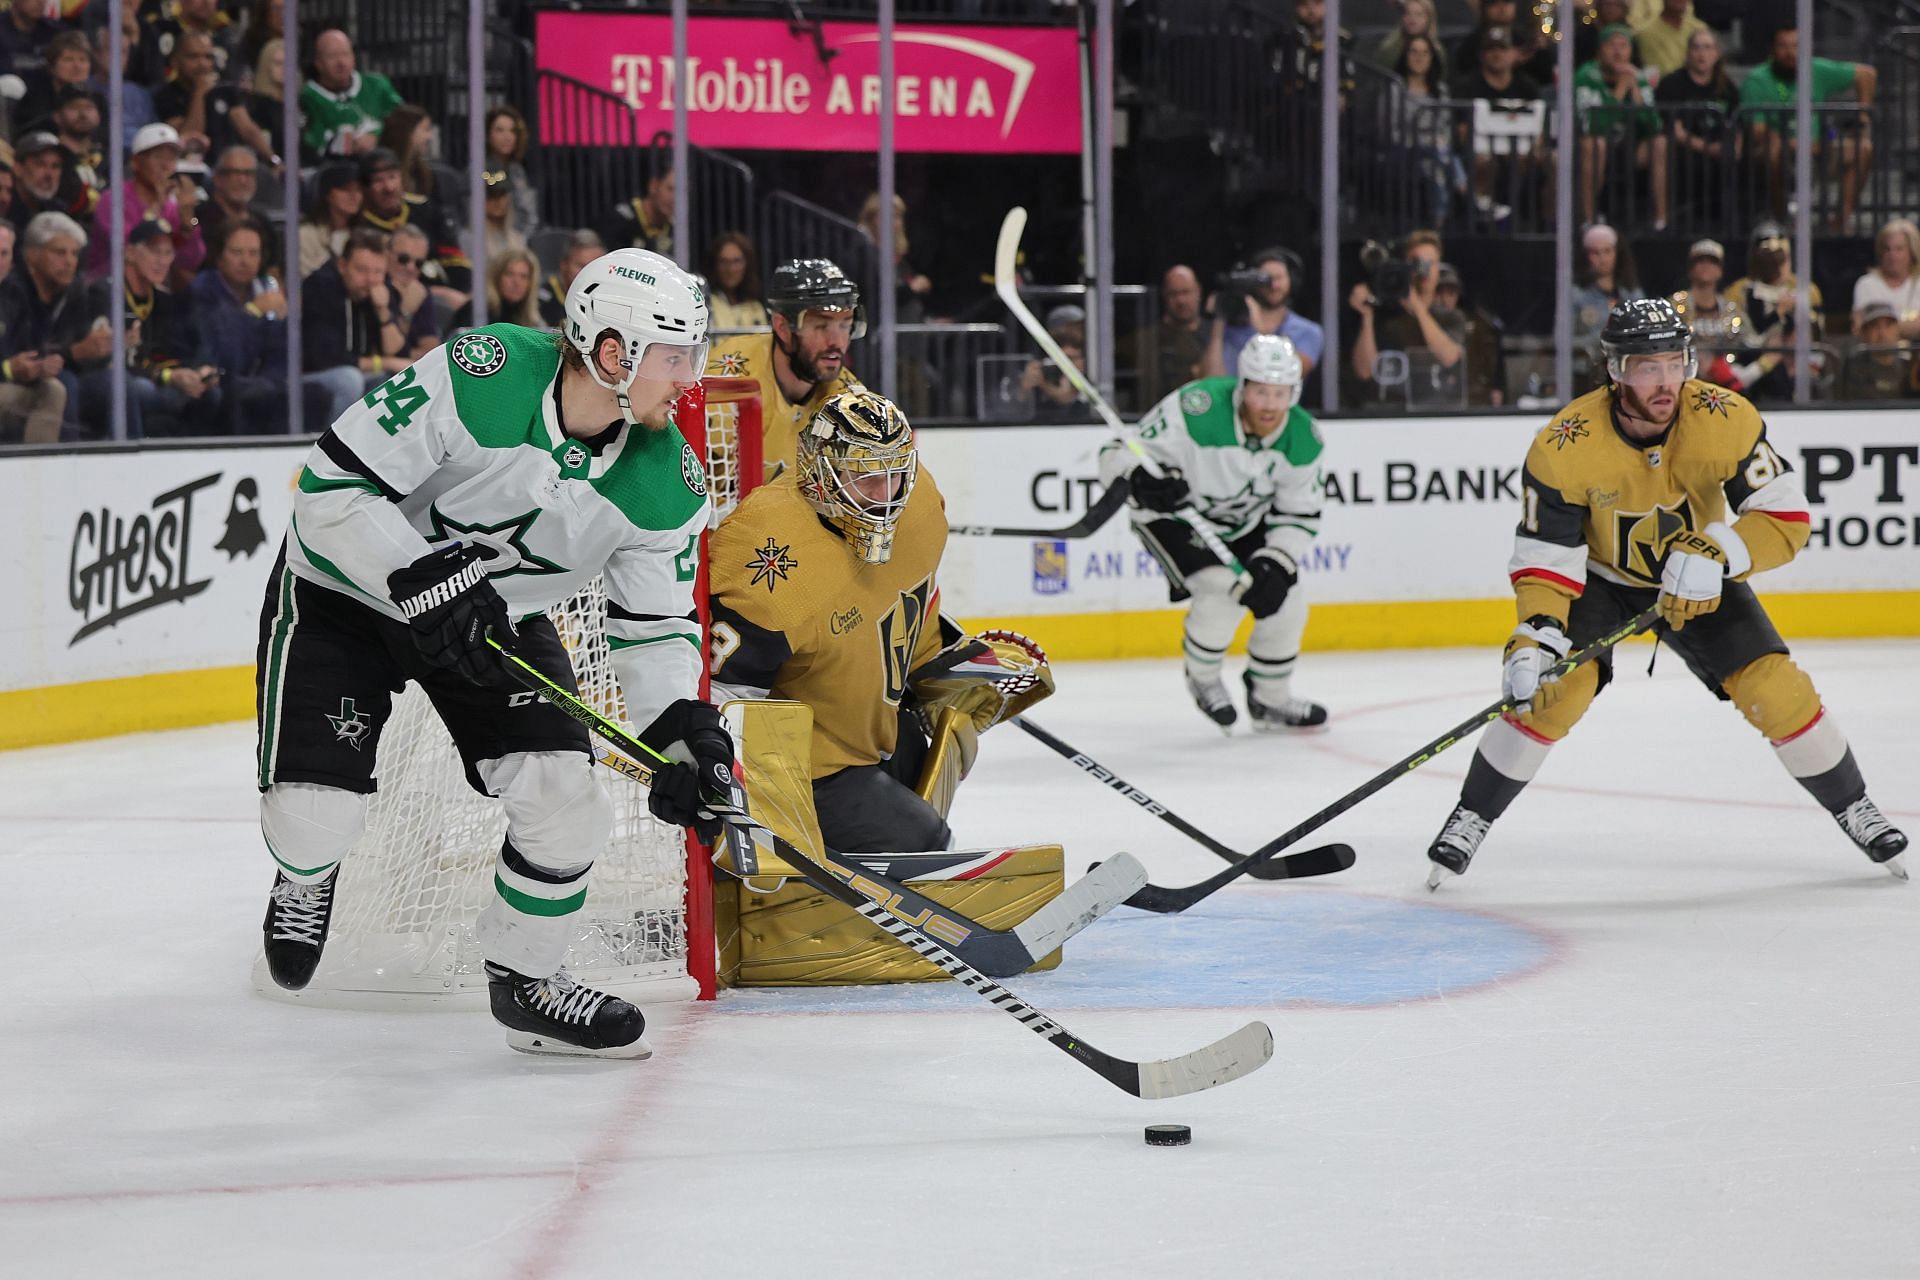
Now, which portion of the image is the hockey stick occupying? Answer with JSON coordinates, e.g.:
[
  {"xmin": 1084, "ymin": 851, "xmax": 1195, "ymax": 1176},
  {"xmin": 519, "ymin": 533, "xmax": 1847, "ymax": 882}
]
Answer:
[
  {"xmin": 1123, "ymin": 607, "xmax": 1663, "ymax": 914},
  {"xmin": 949, "ymin": 476, "xmax": 1129, "ymax": 540},
  {"xmin": 499, "ymin": 644, "xmax": 1272, "ymax": 1098},
  {"xmin": 993, "ymin": 207, "xmax": 1252, "ymax": 595},
  {"xmin": 1011, "ymin": 715, "xmax": 1357, "ymax": 882}
]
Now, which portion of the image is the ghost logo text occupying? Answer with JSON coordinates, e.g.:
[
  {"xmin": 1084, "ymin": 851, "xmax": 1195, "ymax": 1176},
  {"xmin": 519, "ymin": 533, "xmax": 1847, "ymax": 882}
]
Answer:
[{"xmin": 68, "ymin": 473, "xmax": 221, "ymax": 645}]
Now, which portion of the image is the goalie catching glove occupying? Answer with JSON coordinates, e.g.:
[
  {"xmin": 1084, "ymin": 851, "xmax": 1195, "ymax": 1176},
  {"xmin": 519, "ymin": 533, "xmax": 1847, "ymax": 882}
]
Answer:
[
  {"xmin": 640, "ymin": 699, "xmax": 738, "ymax": 842},
  {"xmin": 1658, "ymin": 523, "xmax": 1748, "ymax": 631},
  {"xmin": 389, "ymin": 543, "xmax": 517, "ymax": 687},
  {"xmin": 1502, "ymin": 615, "xmax": 1571, "ymax": 712},
  {"xmin": 908, "ymin": 627, "xmax": 1056, "ymax": 737}
]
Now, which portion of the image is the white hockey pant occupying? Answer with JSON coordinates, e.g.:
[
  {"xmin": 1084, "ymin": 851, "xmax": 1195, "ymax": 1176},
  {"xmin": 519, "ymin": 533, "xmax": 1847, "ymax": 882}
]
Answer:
[{"xmin": 1180, "ymin": 565, "xmax": 1309, "ymax": 699}]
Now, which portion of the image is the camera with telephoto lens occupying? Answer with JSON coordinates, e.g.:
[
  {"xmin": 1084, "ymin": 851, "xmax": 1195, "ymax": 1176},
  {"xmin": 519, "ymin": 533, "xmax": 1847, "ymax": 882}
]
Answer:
[{"xmin": 1360, "ymin": 239, "xmax": 1418, "ymax": 308}]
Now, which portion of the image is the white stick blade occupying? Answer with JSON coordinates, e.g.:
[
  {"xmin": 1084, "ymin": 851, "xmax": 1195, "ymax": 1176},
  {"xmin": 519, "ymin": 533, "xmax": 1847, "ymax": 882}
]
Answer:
[
  {"xmin": 994, "ymin": 207, "xmax": 1028, "ymax": 300},
  {"xmin": 1011, "ymin": 853, "xmax": 1148, "ymax": 957},
  {"xmin": 1135, "ymin": 1020, "xmax": 1275, "ymax": 1100}
]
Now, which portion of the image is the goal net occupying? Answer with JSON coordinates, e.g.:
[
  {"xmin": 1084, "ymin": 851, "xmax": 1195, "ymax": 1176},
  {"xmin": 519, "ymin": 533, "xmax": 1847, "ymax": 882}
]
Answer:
[{"xmin": 257, "ymin": 378, "xmax": 763, "ymax": 1005}]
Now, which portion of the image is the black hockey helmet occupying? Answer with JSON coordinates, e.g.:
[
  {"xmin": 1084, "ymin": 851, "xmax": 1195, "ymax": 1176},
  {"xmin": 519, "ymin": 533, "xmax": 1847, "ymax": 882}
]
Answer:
[
  {"xmin": 1600, "ymin": 297, "xmax": 1695, "ymax": 383},
  {"xmin": 768, "ymin": 258, "xmax": 867, "ymax": 339}
]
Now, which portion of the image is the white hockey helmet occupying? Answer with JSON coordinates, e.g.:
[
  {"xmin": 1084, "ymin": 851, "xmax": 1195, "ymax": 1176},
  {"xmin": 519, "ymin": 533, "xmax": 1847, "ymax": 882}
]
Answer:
[
  {"xmin": 564, "ymin": 247, "xmax": 710, "ymax": 423},
  {"xmin": 1238, "ymin": 333, "xmax": 1304, "ymax": 406}
]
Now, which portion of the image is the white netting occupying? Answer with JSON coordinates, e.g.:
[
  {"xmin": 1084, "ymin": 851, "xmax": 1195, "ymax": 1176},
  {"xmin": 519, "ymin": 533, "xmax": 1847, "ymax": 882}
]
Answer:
[{"xmin": 266, "ymin": 380, "xmax": 760, "ymax": 1004}]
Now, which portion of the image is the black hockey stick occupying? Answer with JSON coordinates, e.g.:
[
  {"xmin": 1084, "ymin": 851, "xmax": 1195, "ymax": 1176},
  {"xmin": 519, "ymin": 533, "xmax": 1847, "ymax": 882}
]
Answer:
[
  {"xmin": 1123, "ymin": 607, "xmax": 1662, "ymax": 914},
  {"xmin": 496, "ymin": 642, "xmax": 1272, "ymax": 1098},
  {"xmin": 948, "ymin": 478, "xmax": 1130, "ymax": 540},
  {"xmin": 1011, "ymin": 715, "xmax": 1357, "ymax": 882}
]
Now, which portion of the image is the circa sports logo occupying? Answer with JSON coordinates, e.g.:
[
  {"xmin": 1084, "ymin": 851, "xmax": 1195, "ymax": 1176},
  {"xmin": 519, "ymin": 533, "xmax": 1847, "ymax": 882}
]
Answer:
[
  {"xmin": 450, "ymin": 332, "xmax": 508, "ymax": 377},
  {"xmin": 681, "ymin": 442, "xmax": 708, "ymax": 496}
]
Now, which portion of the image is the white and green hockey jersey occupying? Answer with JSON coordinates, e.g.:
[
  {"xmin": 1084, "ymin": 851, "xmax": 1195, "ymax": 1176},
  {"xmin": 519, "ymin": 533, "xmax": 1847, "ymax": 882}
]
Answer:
[
  {"xmin": 1098, "ymin": 375, "xmax": 1325, "ymax": 564},
  {"xmin": 289, "ymin": 324, "xmax": 710, "ymax": 729}
]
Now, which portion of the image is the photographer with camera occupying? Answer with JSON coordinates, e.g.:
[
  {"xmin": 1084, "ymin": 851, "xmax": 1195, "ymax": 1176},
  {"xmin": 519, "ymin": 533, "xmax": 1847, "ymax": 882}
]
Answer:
[
  {"xmin": 1202, "ymin": 247, "xmax": 1325, "ymax": 383},
  {"xmin": 1348, "ymin": 230, "xmax": 1466, "ymax": 406}
]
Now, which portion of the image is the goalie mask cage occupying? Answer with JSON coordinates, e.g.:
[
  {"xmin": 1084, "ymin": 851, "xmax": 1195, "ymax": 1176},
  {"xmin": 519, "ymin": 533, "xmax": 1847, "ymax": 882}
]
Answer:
[{"xmin": 253, "ymin": 378, "xmax": 763, "ymax": 1006}]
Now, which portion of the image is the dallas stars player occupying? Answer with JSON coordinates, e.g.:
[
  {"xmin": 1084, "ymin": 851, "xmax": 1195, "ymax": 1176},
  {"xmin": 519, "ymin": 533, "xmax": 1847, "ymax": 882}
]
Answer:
[
  {"xmin": 255, "ymin": 247, "xmax": 737, "ymax": 1058},
  {"xmin": 707, "ymin": 258, "xmax": 863, "ymax": 479},
  {"xmin": 1427, "ymin": 298, "xmax": 1907, "ymax": 887},
  {"xmin": 1098, "ymin": 333, "xmax": 1328, "ymax": 732},
  {"xmin": 707, "ymin": 389, "xmax": 1050, "ymax": 853}
]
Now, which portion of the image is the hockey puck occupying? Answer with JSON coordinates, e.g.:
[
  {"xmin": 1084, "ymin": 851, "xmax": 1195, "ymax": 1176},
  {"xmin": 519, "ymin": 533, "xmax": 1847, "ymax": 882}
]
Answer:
[{"xmin": 1144, "ymin": 1124, "xmax": 1191, "ymax": 1147}]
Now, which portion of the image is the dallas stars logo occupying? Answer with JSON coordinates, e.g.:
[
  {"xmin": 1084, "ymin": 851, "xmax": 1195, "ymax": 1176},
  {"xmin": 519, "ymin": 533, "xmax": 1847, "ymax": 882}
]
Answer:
[
  {"xmin": 327, "ymin": 698, "xmax": 372, "ymax": 750},
  {"xmin": 746, "ymin": 537, "xmax": 798, "ymax": 593},
  {"xmin": 1691, "ymin": 385, "xmax": 1733, "ymax": 417},
  {"xmin": 450, "ymin": 332, "xmax": 507, "ymax": 378},
  {"xmin": 428, "ymin": 506, "xmax": 568, "ymax": 578},
  {"xmin": 715, "ymin": 351, "xmax": 749, "ymax": 376},
  {"xmin": 1545, "ymin": 415, "xmax": 1590, "ymax": 450}
]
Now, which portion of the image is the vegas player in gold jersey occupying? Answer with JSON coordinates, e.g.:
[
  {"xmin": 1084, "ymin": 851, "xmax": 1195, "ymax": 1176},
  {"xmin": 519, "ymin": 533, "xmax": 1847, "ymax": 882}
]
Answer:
[
  {"xmin": 1426, "ymin": 298, "xmax": 1907, "ymax": 887},
  {"xmin": 707, "ymin": 389, "xmax": 1052, "ymax": 855},
  {"xmin": 706, "ymin": 258, "xmax": 863, "ymax": 480}
]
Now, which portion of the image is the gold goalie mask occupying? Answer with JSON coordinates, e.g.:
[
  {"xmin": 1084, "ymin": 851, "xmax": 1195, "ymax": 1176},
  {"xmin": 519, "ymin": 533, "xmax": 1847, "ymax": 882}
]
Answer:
[{"xmin": 798, "ymin": 389, "xmax": 918, "ymax": 565}]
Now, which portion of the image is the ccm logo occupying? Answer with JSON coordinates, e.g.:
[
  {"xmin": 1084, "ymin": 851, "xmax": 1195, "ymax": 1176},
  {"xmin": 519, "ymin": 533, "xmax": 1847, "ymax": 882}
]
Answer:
[{"xmin": 848, "ymin": 875, "xmax": 972, "ymax": 946}]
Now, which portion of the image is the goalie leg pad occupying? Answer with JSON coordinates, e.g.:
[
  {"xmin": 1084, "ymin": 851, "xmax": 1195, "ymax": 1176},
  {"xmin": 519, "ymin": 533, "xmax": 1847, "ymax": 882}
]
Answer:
[
  {"xmin": 476, "ymin": 750, "xmax": 610, "ymax": 875},
  {"xmin": 260, "ymin": 782, "xmax": 367, "ymax": 884},
  {"xmin": 1182, "ymin": 566, "xmax": 1241, "ymax": 680}
]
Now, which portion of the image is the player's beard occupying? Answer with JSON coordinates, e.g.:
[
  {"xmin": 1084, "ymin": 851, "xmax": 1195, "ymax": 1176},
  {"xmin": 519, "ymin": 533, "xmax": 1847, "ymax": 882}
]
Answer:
[
  {"xmin": 1616, "ymin": 381, "xmax": 1680, "ymax": 431},
  {"xmin": 788, "ymin": 342, "xmax": 845, "ymax": 387}
]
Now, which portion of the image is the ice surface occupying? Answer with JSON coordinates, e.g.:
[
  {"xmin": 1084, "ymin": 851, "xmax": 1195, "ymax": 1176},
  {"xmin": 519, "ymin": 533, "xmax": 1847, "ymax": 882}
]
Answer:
[{"xmin": 1, "ymin": 641, "xmax": 1916, "ymax": 1278}]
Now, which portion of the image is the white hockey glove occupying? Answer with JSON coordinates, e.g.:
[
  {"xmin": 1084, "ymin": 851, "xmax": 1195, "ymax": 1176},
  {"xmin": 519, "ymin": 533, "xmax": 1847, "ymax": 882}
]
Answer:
[
  {"xmin": 1502, "ymin": 616, "xmax": 1571, "ymax": 713},
  {"xmin": 1658, "ymin": 523, "xmax": 1749, "ymax": 631}
]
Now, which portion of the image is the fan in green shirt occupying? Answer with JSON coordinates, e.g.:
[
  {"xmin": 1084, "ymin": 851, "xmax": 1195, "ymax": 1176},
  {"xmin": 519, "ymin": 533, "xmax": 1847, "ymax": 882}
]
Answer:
[
  {"xmin": 298, "ymin": 29, "xmax": 404, "ymax": 163},
  {"xmin": 1574, "ymin": 25, "xmax": 1669, "ymax": 230},
  {"xmin": 1740, "ymin": 27, "xmax": 1877, "ymax": 231}
]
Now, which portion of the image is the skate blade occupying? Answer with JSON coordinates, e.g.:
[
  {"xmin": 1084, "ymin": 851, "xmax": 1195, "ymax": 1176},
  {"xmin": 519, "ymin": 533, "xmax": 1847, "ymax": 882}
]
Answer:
[
  {"xmin": 1426, "ymin": 862, "xmax": 1456, "ymax": 892},
  {"xmin": 1250, "ymin": 721, "xmax": 1331, "ymax": 736},
  {"xmin": 1884, "ymin": 853, "xmax": 1909, "ymax": 882},
  {"xmin": 505, "ymin": 1030, "xmax": 654, "ymax": 1060}
]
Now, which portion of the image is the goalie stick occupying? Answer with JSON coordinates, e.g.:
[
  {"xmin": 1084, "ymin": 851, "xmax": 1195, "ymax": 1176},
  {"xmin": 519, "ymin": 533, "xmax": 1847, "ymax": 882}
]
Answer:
[
  {"xmin": 500, "ymin": 642, "xmax": 1273, "ymax": 1098},
  {"xmin": 1120, "ymin": 607, "xmax": 1661, "ymax": 913},
  {"xmin": 993, "ymin": 207, "xmax": 1253, "ymax": 596},
  {"xmin": 949, "ymin": 475, "xmax": 1130, "ymax": 540},
  {"xmin": 1011, "ymin": 716, "xmax": 1356, "ymax": 882}
]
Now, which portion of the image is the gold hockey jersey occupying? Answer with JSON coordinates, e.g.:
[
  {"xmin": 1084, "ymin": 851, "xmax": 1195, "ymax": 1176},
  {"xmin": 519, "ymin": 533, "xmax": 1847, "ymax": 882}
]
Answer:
[
  {"xmin": 707, "ymin": 332, "xmax": 863, "ymax": 480},
  {"xmin": 708, "ymin": 468, "xmax": 947, "ymax": 777},
  {"xmin": 1510, "ymin": 381, "xmax": 1811, "ymax": 622}
]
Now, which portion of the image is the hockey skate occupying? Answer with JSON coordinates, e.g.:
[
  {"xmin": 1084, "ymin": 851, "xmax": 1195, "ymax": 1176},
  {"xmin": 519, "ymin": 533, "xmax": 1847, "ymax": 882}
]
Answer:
[
  {"xmin": 263, "ymin": 868, "xmax": 338, "ymax": 990},
  {"xmin": 1426, "ymin": 805, "xmax": 1492, "ymax": 890},
  {"xmin": 486, "ymin": 963, "xmax": 653, "ymax": 1059},
  {"xmin": 1833, "ymin": 797, "xmax": 1910, "ymax": 881},
  {"xmin": 1244, "ymin": 673, "xmax": 1328, "ymax": 734},
  {"xmin": 1185, "ymin": 672, "xmax": 1237, "ymax": 731}
]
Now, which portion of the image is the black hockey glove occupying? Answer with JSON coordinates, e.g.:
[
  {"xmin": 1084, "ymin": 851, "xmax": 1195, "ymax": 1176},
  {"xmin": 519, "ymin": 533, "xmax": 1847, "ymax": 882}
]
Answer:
[
  {"xmin": 1239, "ymin": 548, "xmax": 1298, "ymax": 619},
  {"xmin": 388, "ymin": 543, "xmax": 517, "ymax": 687},
  {"xmin": 640, "ymin": 699, "xmax": 738, "ymax": 843},
  {"xmin": 1128, "ymin": 466, "xmax": 1191, "ymax": 514}
]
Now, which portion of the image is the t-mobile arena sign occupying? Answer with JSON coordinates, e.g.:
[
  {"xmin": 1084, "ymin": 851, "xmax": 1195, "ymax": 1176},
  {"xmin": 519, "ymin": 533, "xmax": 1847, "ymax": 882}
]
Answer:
[{"xmin": 534, "ymin": 14, "xmax": 1081, "ymax": 154}]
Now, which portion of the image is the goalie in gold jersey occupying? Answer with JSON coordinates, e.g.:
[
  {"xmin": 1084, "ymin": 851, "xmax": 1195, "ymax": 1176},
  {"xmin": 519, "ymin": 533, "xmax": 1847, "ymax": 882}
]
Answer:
[
  {"xmin": 1427, "ymin": 298, "xmax": 1907, "ymax": 886},
  {"xmin": 707, "ymin": 389, "xmax": 1052, "ymax": 855}
]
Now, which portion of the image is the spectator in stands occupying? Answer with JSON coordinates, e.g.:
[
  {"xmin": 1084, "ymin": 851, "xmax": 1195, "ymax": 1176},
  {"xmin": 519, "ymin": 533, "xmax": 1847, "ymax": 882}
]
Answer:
[
  {"xmin": 0, "ymin": 0, "xmax": 61, "ymax": 80},
  {"xmin": 143, "ymin": 0, "xmax": 240, "ymax": 80},
  {"xmin": 1433, "ymin": 261, "xmax": 1505, "ymax": 406},
  {"xmin": 49, "ymin": 89, "xmax": 106, "ymax": 198},
  {"xmin": 1851, "ymin": 218, "xmax": 1920, "ymax": 341},
  {"xmin": 8, "ymin": 211, "xmax": 111, "ymax": 438},
  {"xmin": 0, "ymin": 158, "xmax": 14, "ymax": 229},
  {"xmin": 87, "ymin": 9, "xmax": 158, "ymax": 154},
  {"xmin": 1841, "ymin": 303, "xmax": 1915, "ymax": 401},
  {"xmin": 1204, "ymin": 247, "xmax": 1324, "ymax": 380},
  {"xmin": 1575, "ymin": 24, "xmax": 1669, "ymax": 230},
  {"xmin": 298, "ymin": 162, "xmax": 361, "ymax": 278},
  {"xmin": 1348, "ymin": 229, "xmax": 1466, "ymax": 400},
  {"xmin": 1374, "ymin": 0, "xmax": 1444, "ymax": 79},
  {"xmin": 1655, "ymin": 25, "xmax": 1736, "ymax": 214},
  {"xmin": 1570, "ymin": 222, "xmax": 1644, "ymax": 347},
  {"xmin": 475, "ymin": 169, "xmax": 527, "ymax": 263},
  {"xmin": 1276, "ymin": 0, "xmax": 1356, "ymax": 104},
  {"xmin": 1450, "ymin": 25, "xmax": 1543, "ymax": 225},
  {"xmin": 89, "ymin": 124, "xmax": 206, "ymax": 284},
  {"xmin": 87, "ymin": 219, "xmax": 222, "ymax": 438},
  {"xmin": 704, "ymin": 230, "xmax": 768, "ymax": 329},
  {"xmin": 484, "ymin": 105, "xmax": 539, "ymax": 236},
  {"xmin": 604, "ymin": 160, "xmax": 673, "ymax": 259},
  {"xmin": 224, "ymin": 37, "xmax": 287, "ymax": 170},
  {"xmin": 1726, "ymin": 220, "xmax": 1819, "ymax": 401},
  {"xmin": 1671, "ymin": 237, "xmax": 1745, "ymax": 349},
  {"xmin": 201, "ymin": 146, "xmax": 272, "ymax": 264},
  {"xmin": 0, "ymin": 222, "xmax": 67, "ymax": 444},
  {"xmin": 1741, "ymin": 26, "xmax": 1876, "ymax": 233},
  {"xmin": 354, "ymin": 147, "xmax": 470, "ymax": 308},
  {"xmin": 10, "ymin": 131, "xmax": 96, "ymax": 233},
  {"xmin": 241, "ymin": 0, "xmax": 286, "ymax": 73},
  {"xmin": 1020, "ymin": 305, "xmax": 1091, "ymax": 420},
  {"xmin": 1574, "ymin": 0, "xmax": 1639, "ymax": 66},
  {"xmin": 153, "ymin": 31, "xmax": 221, "ymax": 158},
  {"xmin": 1142, "ymin": 263, "xmax": 1205, "ymax": 405},
  {"xmin": 537, "ymin": 228, "xmax": 603, "ymax": 327},
  {"xmin": 1395, "ymin": 34, "xmax": 1465, "ymax": 229},
  {"xmin": 299, "ymin": 29, "xmax": 403, "ymax": 162},
  {"xmin": 381, "ymin": 223, "xmax": 442, "ymax": 358},
  {"xmin": 16, "ymin": 29, "xmax": 92, "ymax": 131},
  {"xmin": 449, "ymin": 246, "xmax": 543, "ymax": 334},
  {"xmin": 1634, "ymin": 0, "xmax": 1707, "ymax": 76},
  {"xmin": 302, "ymin": 227, "xmax": 409, "ymax": 398},
  {"xmin": 859, "ymin": 191, "xmax": 933, "ymax": 324},
  {"xmin": 378, "ymin": 104, "xmax": 440, "ymax": 201},
  {"xmin": 1451, "ymin": 0, "xmax": 1518, "ymax": 77}
]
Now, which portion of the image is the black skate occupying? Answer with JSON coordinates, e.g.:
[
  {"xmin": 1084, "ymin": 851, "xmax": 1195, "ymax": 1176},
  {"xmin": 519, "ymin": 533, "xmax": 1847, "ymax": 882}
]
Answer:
[
  {"xmin": 1244, "ymin": 673, "xmax": 1329, "ymax": 734},
  {"xmin": 1833, "ymin": 797, "xmax": 1909, "ymax": 881},
  {"xmin": 486, "ymin": 963, "xmax": 652, "ymax": 1059},
  {"xmin": 1185, "ymin": 672, "xmax": 1237, "ymax": 731},
  {"xmin": 263, "ymin": 868, "xmax": 338, "ymax": 990},
  {"xmin": 1426, "ymin": 805, "xmax": 1492, "ymax": 891}
]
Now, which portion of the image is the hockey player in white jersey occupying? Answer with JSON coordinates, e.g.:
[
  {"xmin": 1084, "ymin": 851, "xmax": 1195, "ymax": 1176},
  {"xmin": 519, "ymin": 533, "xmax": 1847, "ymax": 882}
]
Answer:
[
  {"xmin": 1097, "ymin": 333, "xmax": 1329, "ymax": 732},
  {"xmin": 255, "ymin": 247, "xmax": 735, "ymax": 1058}
]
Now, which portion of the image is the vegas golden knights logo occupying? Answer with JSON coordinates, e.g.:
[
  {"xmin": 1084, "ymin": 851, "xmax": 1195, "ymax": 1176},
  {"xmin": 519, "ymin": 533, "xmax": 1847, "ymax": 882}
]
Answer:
[
  {"xmin": 1613, "ymin": 499, "xmax": 1695, "ymax": 584},
  {"xmin": 879, "ymin": 576, "xmax": 934, "ymax": 705}
]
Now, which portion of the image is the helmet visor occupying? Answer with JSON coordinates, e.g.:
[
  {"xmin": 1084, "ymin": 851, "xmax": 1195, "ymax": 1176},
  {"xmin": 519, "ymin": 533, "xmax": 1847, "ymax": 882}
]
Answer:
[
  {"xmin": 1612, "ymin": 351, "xmax": 1695, "ymax": 387},
  {"xmin": 631, "ymin": 338, "xmax": 709, "ymax": 384}
]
